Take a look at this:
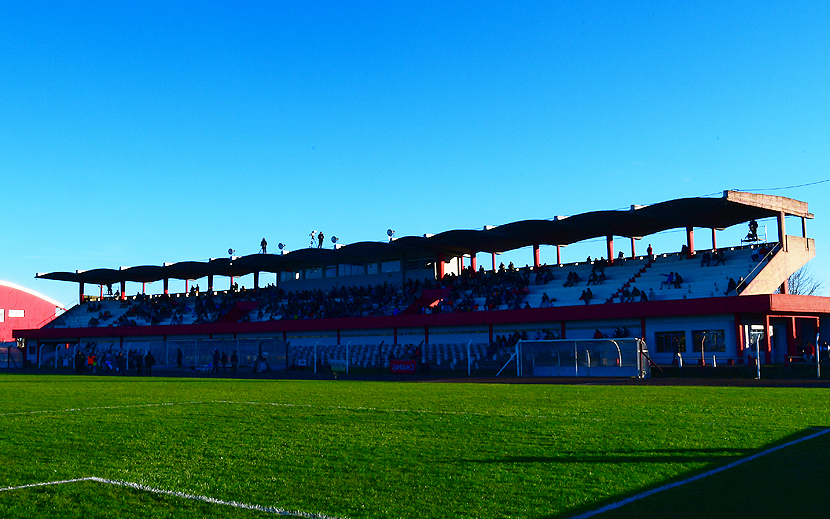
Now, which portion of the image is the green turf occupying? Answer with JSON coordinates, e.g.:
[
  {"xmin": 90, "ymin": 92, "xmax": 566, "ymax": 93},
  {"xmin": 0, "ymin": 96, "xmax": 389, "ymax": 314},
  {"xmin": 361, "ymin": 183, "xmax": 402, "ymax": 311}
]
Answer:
[{"xmin": 0, "ymin": 375, "xmax": 827, "ymax": 518}]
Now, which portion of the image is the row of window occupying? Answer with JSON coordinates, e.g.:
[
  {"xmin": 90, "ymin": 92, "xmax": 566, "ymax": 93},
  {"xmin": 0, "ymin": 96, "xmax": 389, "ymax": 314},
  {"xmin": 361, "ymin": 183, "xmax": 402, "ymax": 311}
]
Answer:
[
  {"xmin": 654, "ymin": 330, "xmax": 726, "ymax": 353},
  {"xmin": 278, "ymin": 259, "xmax": 433, "ymax": 283}
]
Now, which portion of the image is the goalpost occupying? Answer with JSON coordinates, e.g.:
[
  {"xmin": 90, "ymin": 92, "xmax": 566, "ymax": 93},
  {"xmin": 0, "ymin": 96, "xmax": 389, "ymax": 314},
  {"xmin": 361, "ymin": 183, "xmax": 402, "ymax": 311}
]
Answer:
[{"xmin": 500, "ymin": 338, "xmax": 650, "ymax": 379}]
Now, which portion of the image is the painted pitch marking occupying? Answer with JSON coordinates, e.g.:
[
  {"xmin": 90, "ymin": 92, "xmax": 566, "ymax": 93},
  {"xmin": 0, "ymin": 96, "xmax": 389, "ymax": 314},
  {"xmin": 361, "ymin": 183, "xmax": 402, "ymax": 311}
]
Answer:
[
  {"xmin": 0, "ymin": 476, "xmax": 348, "ymax": 519},
  {"xmin": 566, "ymin": 427, "xmax": 830, "ymax": 519}
]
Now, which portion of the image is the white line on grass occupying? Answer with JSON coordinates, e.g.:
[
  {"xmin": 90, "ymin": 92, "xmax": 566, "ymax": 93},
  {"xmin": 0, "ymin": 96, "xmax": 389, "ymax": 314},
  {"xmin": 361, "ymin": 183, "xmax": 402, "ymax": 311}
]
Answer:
[
  {"xmin": 0, "ymin": 476, "xmax": 349, "ymax": 519},
  {"xmin": 0, "ymin": 401, "xmax": 206, "ymax": 418},
  {"xmin": 565, "ymin": 427, "xmax": 830, "ymax": 519}
]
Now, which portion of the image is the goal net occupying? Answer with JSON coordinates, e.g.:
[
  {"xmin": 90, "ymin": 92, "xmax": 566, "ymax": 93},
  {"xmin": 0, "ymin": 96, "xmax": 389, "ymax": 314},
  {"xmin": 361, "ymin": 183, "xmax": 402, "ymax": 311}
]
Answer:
[{"xmin": 504, "ymin": 338, "xmax": 650, "ymax": 378}]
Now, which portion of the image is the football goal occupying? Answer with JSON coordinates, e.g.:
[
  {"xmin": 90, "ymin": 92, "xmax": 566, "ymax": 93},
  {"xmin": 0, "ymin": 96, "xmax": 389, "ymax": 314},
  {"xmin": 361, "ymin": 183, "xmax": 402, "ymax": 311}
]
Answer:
[{"xmin": 499, "ymin": 338, "xmax": 650, "ymax": 378}]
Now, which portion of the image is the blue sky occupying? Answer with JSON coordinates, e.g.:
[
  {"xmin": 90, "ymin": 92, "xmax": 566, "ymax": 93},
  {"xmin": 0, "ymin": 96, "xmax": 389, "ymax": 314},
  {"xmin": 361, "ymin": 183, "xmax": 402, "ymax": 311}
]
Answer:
[{"xmin": 2, "ymin": 1, "xmax": 829, "ymax": 306}]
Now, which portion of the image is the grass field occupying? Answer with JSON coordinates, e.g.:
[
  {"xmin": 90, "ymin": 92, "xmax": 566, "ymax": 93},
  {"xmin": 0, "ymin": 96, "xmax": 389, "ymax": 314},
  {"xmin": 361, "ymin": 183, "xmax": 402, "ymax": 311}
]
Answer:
[{"xmin": 0, "ymin": 375, "xmax": 828, "ymax": 518}]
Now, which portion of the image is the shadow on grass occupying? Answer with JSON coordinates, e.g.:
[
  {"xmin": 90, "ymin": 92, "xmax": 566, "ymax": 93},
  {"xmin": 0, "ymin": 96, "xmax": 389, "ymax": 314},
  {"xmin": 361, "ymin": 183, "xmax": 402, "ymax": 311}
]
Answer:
[
  {"xmin": 544, "ymin": 427, "xmax": 830, "ymax": 519},
  {"xmin": 470, "ymin": 447, "xmax": 753, "ymax": 465}
]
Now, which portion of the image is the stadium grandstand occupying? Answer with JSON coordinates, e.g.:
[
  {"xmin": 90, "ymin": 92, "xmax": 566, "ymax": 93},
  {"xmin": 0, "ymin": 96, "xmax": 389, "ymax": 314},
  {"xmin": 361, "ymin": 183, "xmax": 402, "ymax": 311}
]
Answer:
[{"xmin": 13, "ymin": 190, "xmax": 829, "ymax": 376}]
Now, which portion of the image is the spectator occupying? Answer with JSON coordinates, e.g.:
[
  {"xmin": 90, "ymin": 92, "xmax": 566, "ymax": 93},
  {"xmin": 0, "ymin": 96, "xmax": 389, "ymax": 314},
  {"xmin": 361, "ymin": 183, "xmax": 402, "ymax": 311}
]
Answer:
[
  {"xmin": 579, "ymin": 288, "xmax": 593, "ymax": 305},
  {"xmin": 660, "ymin": 273, "xmax": 675, "ymax": 289},
  {"xmin": 803, "ymin": 342, "xmax": 815, "ymax": 364},
  {"xmin": 261, "ymin": 238, "xmax": 267, "ymax": 253},
  {"xmin": 144, "ymin": 351, "xmax": 155, "ymax": 376}
]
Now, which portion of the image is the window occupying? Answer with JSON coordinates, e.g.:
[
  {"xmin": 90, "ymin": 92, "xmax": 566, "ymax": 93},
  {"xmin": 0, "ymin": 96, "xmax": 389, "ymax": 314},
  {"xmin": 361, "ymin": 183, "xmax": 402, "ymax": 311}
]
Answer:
[
  {"xmin": 654, "ymin": 331, "xmax": 686, "ymax": 353},
  {"xmin": 692, "ymin": 330, "xmax": 726, "ymax": 352},
  {"xmin": 279, "ymin": 271, "xmax": 301, "ymax": 282},
  {"xmin": 8, "ymin": 309, "xmax": 23, "ymax": 318},
  {"xmin": 338, "ymin": 264, "xmax": 365, "ymax": 276},
  {"xmin": 381, "ymin": 260, "xmax": 401, "ymax": 273},
  {"xmin": 304, "ymin": 267, "xmax": 322, "ymax": 279}
]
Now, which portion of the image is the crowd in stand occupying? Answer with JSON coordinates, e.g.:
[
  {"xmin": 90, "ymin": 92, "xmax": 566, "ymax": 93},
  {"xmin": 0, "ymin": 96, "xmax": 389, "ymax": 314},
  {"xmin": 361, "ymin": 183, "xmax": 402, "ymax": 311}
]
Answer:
[{"xmin": 64, "ymin": 242, "xmax": 774, "ymax": 329}]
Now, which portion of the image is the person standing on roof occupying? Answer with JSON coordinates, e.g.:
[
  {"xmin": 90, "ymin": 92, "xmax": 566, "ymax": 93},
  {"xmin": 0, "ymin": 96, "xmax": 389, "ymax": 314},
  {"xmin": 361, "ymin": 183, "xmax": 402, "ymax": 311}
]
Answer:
[
  {"xmin": 318, "ymin": 231, "xmax": 324, "ymax": 248},
  {"xmin": 260, "ymin": 238, "xmax": 267, "ymax": 254}
]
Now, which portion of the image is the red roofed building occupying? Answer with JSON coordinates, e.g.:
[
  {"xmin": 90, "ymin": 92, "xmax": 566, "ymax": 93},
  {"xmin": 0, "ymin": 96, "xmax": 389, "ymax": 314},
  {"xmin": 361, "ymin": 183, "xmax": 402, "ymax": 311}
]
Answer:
[{"xmin": 0, "ymin": 280, "xmax": 64, "ymax": 343}]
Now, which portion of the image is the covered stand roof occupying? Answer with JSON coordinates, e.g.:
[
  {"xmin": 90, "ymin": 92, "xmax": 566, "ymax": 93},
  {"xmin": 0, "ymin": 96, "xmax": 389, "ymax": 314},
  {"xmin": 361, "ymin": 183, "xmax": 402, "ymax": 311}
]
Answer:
[{"xmin": 36, "ymin": 191, "xmax": 811, "ymax": 286}]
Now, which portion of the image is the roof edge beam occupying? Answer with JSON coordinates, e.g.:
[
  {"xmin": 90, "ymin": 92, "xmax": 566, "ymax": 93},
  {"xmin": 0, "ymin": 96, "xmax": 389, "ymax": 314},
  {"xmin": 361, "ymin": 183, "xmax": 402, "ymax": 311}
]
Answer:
[{"xmin": 724, "ymin": 190, "xmax": 813, "ymax": 219}]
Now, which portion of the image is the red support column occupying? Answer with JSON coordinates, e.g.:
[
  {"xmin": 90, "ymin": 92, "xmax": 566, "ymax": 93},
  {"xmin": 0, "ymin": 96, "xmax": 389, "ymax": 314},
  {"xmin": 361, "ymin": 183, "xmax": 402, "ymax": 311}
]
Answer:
[
  {"xmin": 437, "ymin": 253, "xmax": 445, "ymax": 279},
  {"xmin": 556, "ymin": 245, "xmax": 562, "ymax": 265},
  {"xmin": 99, "ymin": 285, "xmax": 103, "ymax": 299},
  {"xmin": 79, "ymin": 283, "xmax": 84, "ymax": 303},
  {"xmin": 163, "ymin": 278, "xmax": 169, "ymax": 295},
  {"xmin": 734, "ymin": 314, "xmax": 744, "ymax": 359},
  {"xmin": 711, "ymin": 228, "xmax": 717, "ymax": 250},
  {"xmin": 208, "ymin": 275, "xmax": 214, "ymax": 292},
  {"xmin": 253, "ymin": 272, "xmax": 260, "ymax": 292},
  {"xmin": 686, "ymin": 226, "xmax": 695, "ymax": 258},
  {"xmin": 491, "ymin": 252, "xmax": 497, "ymax": 271},
  {"xmin": 470, "ymin": 253, "xmax": 477, "ymax": 272},
  {"xmin": 630, "ymin": 237, "xmax": 636, "ymax": 258},
  {"xmin": 764, "ymin": 315, "xmax": 772, "ymax": 364},
  {"xmin": 533, "ymin": 244, "xmax": 540, "ymax": 268},
  {"xmin": 120, "ymin": 281, "xmax": 126, "ymax": 300},
  {"xmin": 606, "ymin": 236, "xmax": 614, "ymax": 264}
]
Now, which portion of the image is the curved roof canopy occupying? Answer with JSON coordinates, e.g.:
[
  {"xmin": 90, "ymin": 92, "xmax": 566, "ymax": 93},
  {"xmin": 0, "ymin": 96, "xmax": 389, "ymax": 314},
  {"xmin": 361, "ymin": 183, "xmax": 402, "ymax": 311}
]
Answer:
[{"xmin": 36, "ymin": 190, "xmax": 811, "ymax": 286}]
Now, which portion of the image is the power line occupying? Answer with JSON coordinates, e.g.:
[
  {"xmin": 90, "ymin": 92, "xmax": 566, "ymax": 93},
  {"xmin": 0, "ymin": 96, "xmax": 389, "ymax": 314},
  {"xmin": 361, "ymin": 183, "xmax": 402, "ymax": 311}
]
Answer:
[{"xmin": 734, "ymin": 178, "xmax": 830, "ymax": 192}]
